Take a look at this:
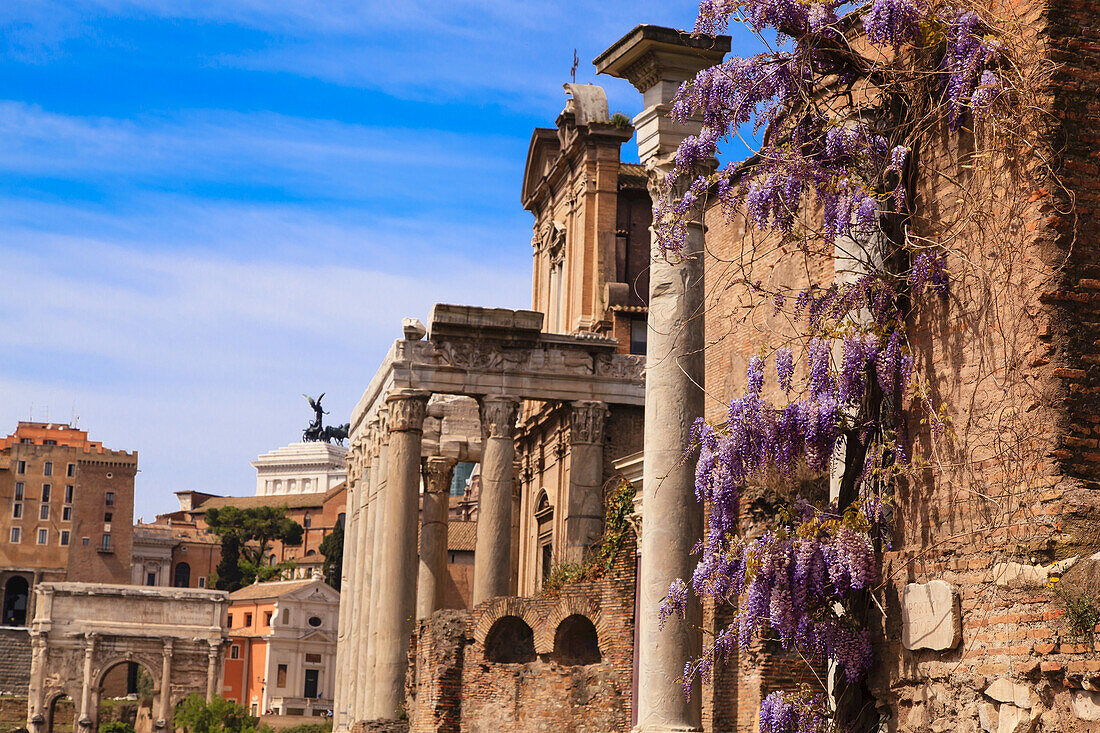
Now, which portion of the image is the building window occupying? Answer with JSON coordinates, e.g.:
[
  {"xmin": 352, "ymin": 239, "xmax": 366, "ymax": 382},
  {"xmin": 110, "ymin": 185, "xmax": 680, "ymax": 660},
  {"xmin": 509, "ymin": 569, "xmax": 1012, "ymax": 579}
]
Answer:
[
  {"xmin": 281, "ymin": 608, "xmax": 289, "ymax": 625},
  {"xmin": 105, "ymin": 492, "xmax": 115, "ymax": 506},
  {"xmin": 60, "ymin": 530, "xmax": 69, "ymax": 546},
  {"xmin": 43, "ymin": 440, "xmax": 56, "ymax": 446},
  {"xmin": 12, "ymin": 504, "xmax": 22, "ymax": 519},
  {"xmin": 14, "ymin": 483, "xmax": 23, "ymax": 501},
  {"xmin": 198, "ymin": 576, "xmax": 206, "ymax": 588},
  {"xmin": 100, "ymin": 534, "xmax": 112, "ymax": 552},
  {"xmin": 82, "ymin": 537, "xmax": 89, "ymax": 545},
  {"xmin": 104, "ymin": 512, "xmax": 112, "ymax": 522},
  {"xmin": 64, "ymin": 485, "xmax": 74, "ymax": 503},
  {"xmin": 41, "ymin": 484, "xmax": 50, "ymax": 502},
  {"xmin": 38, "ymin": 505, "xmax": 48, "ymax": 521},
  {"xmin": 245, "ymin": 613, "xmax": 253, "ymax": 627},
  {"xmin": 307, "ymin": 616, "xmax": 322, "ymax": 628},
  {"xmin": 303, "ymin": 514, "xmax": 311, "ymax": 528},
  {"xmin": 66, "ymin": 464, "xmax": 75, "ymax": 478},
  {"xmin": 62, "ymin": 506, "xmax": 71, "ymax": 521},
  {"xmin": 146, "ymin": 572, "xmax": 157, "ymax": 586},
  {"xmin": 305, "ymin": 653, "xmax": 322, "ymax": 664},
  {"xmin": 263, "ymin": 611, "xmax": 272, "ymax": 627},
  {"xmin": 10, "ymin": 528, "xmax": 20, "ymax": 543},
  {"xmin": 276, "ymin": 664, "xmax": 287, "ymax": 688},
  {"xmin": 43, "ymin": 462, "xmax": 52, "ymax": 476},
  {"xmin": 227, "ymin": 613, "xmax": 234, "ymax": 627},
  {"xmin": 173, "ymin": 563, "xmax": 191, "ymax": 587},
  {"xmin": 37, "ymin": 529, "xmax": 48, "ymax": 545},
  {"xmin": 629, "ymin": 318, "xmax": 647, "ymax": 356},
  {"xmin": 230, "ymin": 644, "xmax": 240, "ymax": 660},
  {"xmin": 16, "ymin": 461, "xmax": 25, "ymax": 475}
]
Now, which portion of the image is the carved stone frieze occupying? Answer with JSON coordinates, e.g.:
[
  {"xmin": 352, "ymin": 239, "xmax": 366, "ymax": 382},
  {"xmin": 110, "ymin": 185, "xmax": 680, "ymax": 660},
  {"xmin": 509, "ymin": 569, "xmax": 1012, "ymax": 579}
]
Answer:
[
  {"xmin": 595, "ymin": 352, "xmax": 645, "ymax": 379},
  {"xmin": 479, "ymin": 396, "xmax": 521, "ymax": 440},
  {"xmin": 387, "ymin": 395, "xmax": 429, "ymax": 433},
  {"xmin": 570, "ymin": 401, "xmax": 608, "ymax": 444}
]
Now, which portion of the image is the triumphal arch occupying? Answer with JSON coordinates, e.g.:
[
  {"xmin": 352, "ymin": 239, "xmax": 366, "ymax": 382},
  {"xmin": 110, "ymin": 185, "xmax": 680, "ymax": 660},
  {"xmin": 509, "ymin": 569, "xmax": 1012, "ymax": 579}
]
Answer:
[{"xmin": 26, "ymin": 582, "xmax": 228, "ymax": 732}]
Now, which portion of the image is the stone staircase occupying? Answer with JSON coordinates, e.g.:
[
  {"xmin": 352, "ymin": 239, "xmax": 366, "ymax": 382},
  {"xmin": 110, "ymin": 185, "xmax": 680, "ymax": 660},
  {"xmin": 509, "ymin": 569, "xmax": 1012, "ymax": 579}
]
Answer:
[{"xmin": 0, "ymin": 628, "xmax": 31, "ymax": 695}]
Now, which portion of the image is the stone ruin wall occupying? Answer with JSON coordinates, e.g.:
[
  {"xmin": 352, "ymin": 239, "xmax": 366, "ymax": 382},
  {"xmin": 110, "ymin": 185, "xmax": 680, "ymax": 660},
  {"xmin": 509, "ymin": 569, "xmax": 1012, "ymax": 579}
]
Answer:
[
  {"xmin": 697, "ymin": 1, "xmax": 1100, "ymax": 730},
  {"xmin": 405, "ymin": 527, "xmax": 637, "ymax": 732}
]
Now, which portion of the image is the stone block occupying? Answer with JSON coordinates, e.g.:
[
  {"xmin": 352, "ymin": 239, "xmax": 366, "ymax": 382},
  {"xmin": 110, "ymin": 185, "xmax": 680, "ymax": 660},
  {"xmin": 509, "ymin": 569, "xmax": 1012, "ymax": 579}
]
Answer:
[
  {"xmin": 985, "ymin": 678, "xmax": 1035, "ymax": 708},
  {"xmin": 992, "ymin": 562, "xmax": 1050, "ymax": 589},
  {"xmin": 1073, "ymin": 690, "xmax": 1100, "ymax": 721},
  {"xmin": 902, "ymin": 580, "xmax": 962, "ymax": 651},
  {"xmin": 978, "ymin": 702, "xmax": 998, "ymax": 732},
  {"xmin": 996, "ymin": 703, "xmax": 1038, "ymax": 733}
]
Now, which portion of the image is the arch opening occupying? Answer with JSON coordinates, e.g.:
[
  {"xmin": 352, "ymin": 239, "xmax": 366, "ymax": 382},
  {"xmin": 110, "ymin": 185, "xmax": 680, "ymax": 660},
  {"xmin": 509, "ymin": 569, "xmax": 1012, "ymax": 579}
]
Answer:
[
  {"xmin": 97, "ymin": 658, "xmax": 157, "ymax": 733},
  {"xmin": 551, "ymin": 614, "xmax": 601, "ymax": 665},
  {"xmin": 484, "ymin": 615, "xmax": 536, "ymax": 663},
  {"xmin": 172, "ymin": 562, "xmax": 191, "ymax": 588},
  {"xmin": 2, "ymin": 575, "xmax": 29, "ymax": 626},
  {"xmin": 46, "ymin": 692, "xmax": 75, "ymax": 733}
]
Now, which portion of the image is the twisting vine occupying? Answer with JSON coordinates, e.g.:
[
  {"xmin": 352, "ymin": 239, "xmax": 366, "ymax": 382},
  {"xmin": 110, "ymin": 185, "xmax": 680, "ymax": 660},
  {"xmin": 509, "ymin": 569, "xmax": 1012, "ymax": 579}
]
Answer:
[{"xmin": 652, "ymin": 1, "xmax": 1029, "ymax": 731}]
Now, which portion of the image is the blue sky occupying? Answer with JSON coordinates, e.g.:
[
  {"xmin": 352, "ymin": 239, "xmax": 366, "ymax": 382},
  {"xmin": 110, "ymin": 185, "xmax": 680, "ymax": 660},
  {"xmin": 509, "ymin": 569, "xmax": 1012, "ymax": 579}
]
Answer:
[{"xmin": 0, "ymin": 1, "xmax": 755, "ymax": 519}]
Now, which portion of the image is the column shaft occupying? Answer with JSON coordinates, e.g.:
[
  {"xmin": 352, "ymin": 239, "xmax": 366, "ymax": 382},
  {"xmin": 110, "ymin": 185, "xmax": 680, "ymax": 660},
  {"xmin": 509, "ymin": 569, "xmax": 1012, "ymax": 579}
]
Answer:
[
  {"xmin": 79, "ymin": 635, "xmax": 95, "ymax": 729},
  {"xmin": 27, "ymin": 632, "xmax": 46, "ymax": 731},
  {"xmin": 206, "ymin": 644, "xmax": 219, "ymax": 701},
  {"xmin": 159, "ymin": 640, "xmax": 173, "ymax": 727},
  {"xmin": 473, "ymin": 396, "xmax": 520, "ymax": 604},
  {"xmin": 417, "ymin": 457, "xmax": 455, "ymax": 619},
  {"xmin": 371, "ymin": 395, "xmax": 427, "ymax": 718},
  {"xmin": 564, "ymin": 401, "xmax": 608, "ymax": 564},
  {"xmin": 333, "ymin": 478, "xmax": 358, "ymax": 731},
  {"xmin": 365, "ymin": 438, "xmax": 389, "ymax": 715},
  {"xmin": 353, "ymin": 447, "xmax": 378, "ymax": 718},
  {"xmin": 636, "ymin": 220, "xmax": 706, "ymax": 730}
]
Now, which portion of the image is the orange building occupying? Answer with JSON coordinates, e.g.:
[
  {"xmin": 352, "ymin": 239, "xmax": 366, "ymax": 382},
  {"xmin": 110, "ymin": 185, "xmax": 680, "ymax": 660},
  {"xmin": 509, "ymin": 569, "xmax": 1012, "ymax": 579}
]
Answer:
[
  {"xmin": 221, "ymin": 577, "xmax": 340, "ymax": 718},
  {"xmin": 0, "ymin": 422, "xmax": 136, "ymax": 624}
]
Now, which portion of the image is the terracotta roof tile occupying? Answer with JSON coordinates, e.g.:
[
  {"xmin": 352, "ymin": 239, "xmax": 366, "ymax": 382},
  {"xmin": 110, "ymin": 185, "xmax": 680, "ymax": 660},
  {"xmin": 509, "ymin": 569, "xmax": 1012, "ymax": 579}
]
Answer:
[{"xmin": 228, "ymin": 579, "xmax": 318, "ymax": 601}]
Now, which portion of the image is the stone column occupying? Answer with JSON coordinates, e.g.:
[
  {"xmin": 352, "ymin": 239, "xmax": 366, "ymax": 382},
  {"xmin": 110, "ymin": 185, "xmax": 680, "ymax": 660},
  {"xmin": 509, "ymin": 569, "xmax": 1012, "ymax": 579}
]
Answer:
[
  {"xmin": 206, "ymin": 640, "xmax": 220, "ymax": 701},
  {"xmin": 417, "ymin": 457, "xmax": 455, "ymax": 619},
  {"xmin": 78, "ymin": 633, "xmax": 96, "ymax": 730},
  {"xmin": 27, "ymin": 631, "xmax": 47, "ymax": 732},
  {"xmin": 371, "ymin": 393, "xmax": 428, "ymax": 718},
  {"xmin": 364, "ymin": 425, "xmax": 388, "ymax": 715},
  {"xmin": 596, "ymin": 26, "xmax": 728, "ymax": 732},
  {"xmin": 158, "ymin": 639, "xmax": 173, "ymax": 729},
  {"xmin": 351, "ymin": 427, "xmax": 377, "ymax": 721},
  {"xmin": 564, "ymin": 401, "xmax": 608, "ymax": 564},
  {"xmin": 333, "ymin": 463, "xmax": 357, "ymax": 731},
  {"xmin": 473, "ymin": 395, "xmax": 520, "ymax": 604}
]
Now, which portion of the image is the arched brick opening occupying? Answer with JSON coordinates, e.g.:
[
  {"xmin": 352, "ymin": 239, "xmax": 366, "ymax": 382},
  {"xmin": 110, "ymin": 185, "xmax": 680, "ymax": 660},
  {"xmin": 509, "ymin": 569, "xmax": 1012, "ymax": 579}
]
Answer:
[
  {"xmin": 551, "ymin": 614, "xmax": 601, "ymax": 665},
  {"xmin": 3, "ymin": 575, "xmax": 29, "ymax": 626},
  {"xmin": 484, "ymin": 615, "xmax": 536, "ymax": 663},
  {"xmin": 173, "ymin": 562, "xmax": 191, "ymax": 588}
]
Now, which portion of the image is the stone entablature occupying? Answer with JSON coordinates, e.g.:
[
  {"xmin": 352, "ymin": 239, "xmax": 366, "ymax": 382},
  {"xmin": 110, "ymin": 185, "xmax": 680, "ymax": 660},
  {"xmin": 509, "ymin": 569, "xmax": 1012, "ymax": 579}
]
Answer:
[{"xmin": 252, "ymin": 442, "xmax": 348, "ymax": 496}]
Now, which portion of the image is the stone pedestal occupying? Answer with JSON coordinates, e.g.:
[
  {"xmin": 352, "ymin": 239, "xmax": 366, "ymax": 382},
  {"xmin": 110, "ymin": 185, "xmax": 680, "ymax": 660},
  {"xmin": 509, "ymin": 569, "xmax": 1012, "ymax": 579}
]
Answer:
[
  {"xmin": 418, "ymin": 457, "xmax": 456, "ymax": 619},
  {"xmin": 371, "ymin": 394, "xmax": 428, "ymax": 719},
  {"xmin": 596, "ymin": 25, "xmax": 728, "ymax": 732},
  {"xmin": 564, "ymin": 401, "xmax": 608, "ymax": 563},
  {"xmin": 473, "ymin": 395, "xmax": 521, "ymax": 604}
]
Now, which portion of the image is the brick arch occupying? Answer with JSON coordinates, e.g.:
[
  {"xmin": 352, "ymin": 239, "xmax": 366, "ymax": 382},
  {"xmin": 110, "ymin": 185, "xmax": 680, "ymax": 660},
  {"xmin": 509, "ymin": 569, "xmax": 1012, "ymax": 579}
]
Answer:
[
  {"xmin": 472, "ymin": 598, "xmax": 544, "ymax": 652},
  {"xmin": 536, "ymin": 595, "xmax": 604, "ymax": 655},
  {"xmin": 93, "ymin": 653, "xmax": 161, "ymax": 689}
]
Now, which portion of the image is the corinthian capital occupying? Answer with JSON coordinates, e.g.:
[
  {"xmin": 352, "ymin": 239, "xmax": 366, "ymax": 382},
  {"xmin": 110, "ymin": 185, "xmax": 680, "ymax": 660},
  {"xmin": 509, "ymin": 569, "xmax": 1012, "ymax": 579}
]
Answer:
[
  {"xmin": 422, "ymin": 456, "xmax": 457, "ymax": 494},
  {"xmin": 570, "ymin": 401, "xmax": 608, "ymax": 445},
  {"xmin": 479, "ymin": 395, "xmax": 520, "ymax": 440},
  {"xmin": 387, "ymin": 393, "xmax": 429, "ymax": 433}
]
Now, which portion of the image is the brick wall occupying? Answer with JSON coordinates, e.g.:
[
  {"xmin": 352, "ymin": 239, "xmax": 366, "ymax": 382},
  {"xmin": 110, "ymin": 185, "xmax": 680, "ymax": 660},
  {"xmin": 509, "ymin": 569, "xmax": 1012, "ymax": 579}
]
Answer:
[
  {"xmin": 0, "ymin": 628, "xmax": 30, "ymax": 696},
  {"xmin": 406, "ymin": 529, "xmax": 637, "ymax": 732}
]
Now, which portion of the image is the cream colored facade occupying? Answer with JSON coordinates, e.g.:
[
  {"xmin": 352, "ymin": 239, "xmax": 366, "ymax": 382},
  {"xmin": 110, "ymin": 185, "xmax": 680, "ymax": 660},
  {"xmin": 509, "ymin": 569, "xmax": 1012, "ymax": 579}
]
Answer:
[{"xmin": 252, "ymin": 442, "xmax": 347, "ymax": 496}]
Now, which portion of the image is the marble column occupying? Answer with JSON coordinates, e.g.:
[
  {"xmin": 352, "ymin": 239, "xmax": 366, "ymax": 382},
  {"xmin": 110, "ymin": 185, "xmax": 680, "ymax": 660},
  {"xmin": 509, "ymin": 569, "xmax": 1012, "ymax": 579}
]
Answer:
[
  {"xmin": 158, "ymin": 639, "xmax": 173, "ymax": 729},
  {"xmin": 27, "ymin": 631, "xmax": 47, "ymax": 732},
  {"xmin": 417, "ymin": 457, "xmax": 455, "ymax": 619},
  {"xmin": 351, "ymin": 427, "xmax": 377, "ymax": 721},
  {"xmin": 364, "ymin": 426, "xmax": 388, "ymax": 715},
  {"xmin": 206, "ymin": 640, "xmax": 220, "ymax": 701},
  {"xmin": 370, "ymin": 393, "xmax": 428, "ymax": 718},
  {"xmin": 473, "ymin": 395, "xmax": 520, "ymax": 604},
  {"xmin": 595, "ymin": 26, "xmax": 728, "ymax": 732},
  {"xmin": 78, "ymin": 633, "xmax": 96, "ymax": 730},
  {"xmin": 564, "ymin": 401, "xmax": 608, "ymax": 564},
  {"xmin": 332, "ymin": 462, "xmax": 358, "ymax": 731}
]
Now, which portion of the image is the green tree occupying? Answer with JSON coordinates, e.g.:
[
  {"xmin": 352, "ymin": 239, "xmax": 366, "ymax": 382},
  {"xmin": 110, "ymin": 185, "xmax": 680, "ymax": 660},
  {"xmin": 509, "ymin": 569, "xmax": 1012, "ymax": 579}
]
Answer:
[
  {"xmin": 319, "ymin": 522, "xmax": 343, "ymax": 590},
  {"xmin": 173, "ymin": 694, "xmax": 263, "ymax": 733},
  {"xmin": 206, "ymin": 506, "xmax": 303, "ymax": 591},
  {"xmin": 101, "ymin": 722, "xmax": 135, "ymax": 733}
]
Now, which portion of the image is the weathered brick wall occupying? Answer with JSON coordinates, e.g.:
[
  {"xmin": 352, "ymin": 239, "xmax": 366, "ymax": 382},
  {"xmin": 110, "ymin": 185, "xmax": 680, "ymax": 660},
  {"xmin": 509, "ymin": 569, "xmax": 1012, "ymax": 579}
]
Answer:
[
  {"xmin": 695, "ymin": 1, "xmax": 1100, "ymax": 730},
  {"xmin": 407, "ymin": 530, "xmax": 637, "ymax": 732},
  {"xmin": 0, "ymin": 628, "xmax": 30, "ymax": 696}
]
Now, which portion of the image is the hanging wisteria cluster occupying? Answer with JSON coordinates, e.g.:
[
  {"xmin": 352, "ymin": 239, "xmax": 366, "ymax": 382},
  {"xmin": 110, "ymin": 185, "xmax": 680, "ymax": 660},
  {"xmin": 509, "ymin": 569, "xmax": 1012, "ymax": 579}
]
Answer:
[{"xmin": 654, "ymin": 0, "xmax": 1011, "ymax": 731}]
